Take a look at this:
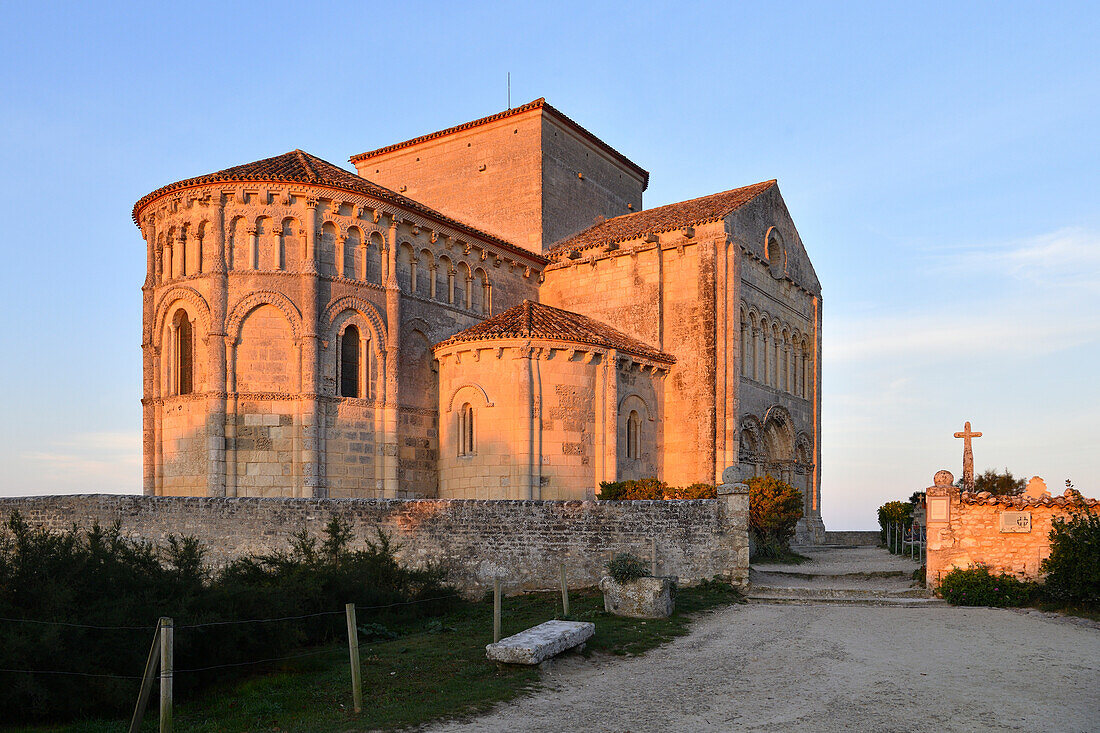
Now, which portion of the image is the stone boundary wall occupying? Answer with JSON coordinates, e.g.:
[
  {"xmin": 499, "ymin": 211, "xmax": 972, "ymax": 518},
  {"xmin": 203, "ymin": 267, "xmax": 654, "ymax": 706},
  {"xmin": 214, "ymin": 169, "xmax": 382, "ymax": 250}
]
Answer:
[
  {"xmin": 0, "ymin": 491, "xmax": 749, "ymax": 595},
  {"xmin": 820, "ymin": 530, "xmax": 880, "ymax": 546},
  {"xmin": 925, "ymin": 482, "xmax": 1099, "ymax": 587}
]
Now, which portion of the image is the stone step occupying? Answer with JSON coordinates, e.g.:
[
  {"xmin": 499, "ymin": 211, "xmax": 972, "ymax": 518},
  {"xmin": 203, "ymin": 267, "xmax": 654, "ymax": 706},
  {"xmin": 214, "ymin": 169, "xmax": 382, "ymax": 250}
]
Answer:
[
  {"xmin": 745, "ymin": 595, "xmax": 948, "ymax": 608},
  {"xmin": 748, "ymin": 585, "xmax": 931, "ymax": 600},
  {"xmin": 751, "ymin": 568, "xmax": 914, "ymax": 582}
]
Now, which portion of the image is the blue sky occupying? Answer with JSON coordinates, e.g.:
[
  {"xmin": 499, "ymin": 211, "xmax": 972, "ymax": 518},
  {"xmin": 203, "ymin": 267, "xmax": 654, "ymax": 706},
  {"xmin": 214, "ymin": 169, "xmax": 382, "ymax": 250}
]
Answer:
[{"xmin": 1, "ymin": 1, "xmax": 1096, "ymax": 528}]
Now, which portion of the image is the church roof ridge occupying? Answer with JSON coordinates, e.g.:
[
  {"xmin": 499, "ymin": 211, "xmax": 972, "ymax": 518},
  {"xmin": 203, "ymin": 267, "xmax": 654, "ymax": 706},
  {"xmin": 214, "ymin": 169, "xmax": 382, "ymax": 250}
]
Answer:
[
  {"xmin": 131, "ymin": 149, "xmax": 547, "ymax": 265},
  {"xmin": 348, "ymin": 98, "xmax": 649, "ymax": 189},
  {"xmin": 548, "ymin": 179, "xmax": 777, "ymax": 256},
  {"xmin": 434, "ymin": 299, "xmax": 675, "ymax": 364}
]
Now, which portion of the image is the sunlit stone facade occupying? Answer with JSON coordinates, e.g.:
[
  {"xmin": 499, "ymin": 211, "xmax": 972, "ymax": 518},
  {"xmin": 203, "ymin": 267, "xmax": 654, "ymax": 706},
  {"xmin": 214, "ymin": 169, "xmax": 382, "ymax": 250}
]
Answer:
[{"xmin": 134, "ymin": 99, "xmax": 824, "ymax": 540}]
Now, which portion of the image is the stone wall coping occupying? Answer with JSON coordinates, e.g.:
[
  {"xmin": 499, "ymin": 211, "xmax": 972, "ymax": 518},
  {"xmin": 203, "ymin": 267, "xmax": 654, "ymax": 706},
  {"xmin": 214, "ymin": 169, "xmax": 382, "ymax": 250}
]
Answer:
[
  {"xmin": 0, "ymin": 495, "xmax": 718, "ymax": 509},
  {"xmin": 717, "ymin": 482, "xmax": 749, "ymax": 496},
  {"xmin": 960, "ymin": 490, "xmax": 1097, "ymax": 508}
]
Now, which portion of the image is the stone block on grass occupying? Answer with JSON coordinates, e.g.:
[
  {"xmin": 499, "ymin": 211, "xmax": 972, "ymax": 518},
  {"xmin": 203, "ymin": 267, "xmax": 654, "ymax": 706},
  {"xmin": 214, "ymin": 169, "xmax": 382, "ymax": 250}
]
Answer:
[
  {"xmin": 485, "ymin": 619, "xmax": 595, "ymax": 665},
  {"xmin": 600, "ymin": 575, "xmax": 675, "ymax": 618}
]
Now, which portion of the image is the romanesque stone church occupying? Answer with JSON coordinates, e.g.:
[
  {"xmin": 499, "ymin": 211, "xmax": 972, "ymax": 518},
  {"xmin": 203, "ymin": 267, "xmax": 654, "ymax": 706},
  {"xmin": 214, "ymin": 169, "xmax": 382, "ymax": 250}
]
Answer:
[{"xmin": 134, "ymin": 98, "xmax": 824, "ymax": 539}]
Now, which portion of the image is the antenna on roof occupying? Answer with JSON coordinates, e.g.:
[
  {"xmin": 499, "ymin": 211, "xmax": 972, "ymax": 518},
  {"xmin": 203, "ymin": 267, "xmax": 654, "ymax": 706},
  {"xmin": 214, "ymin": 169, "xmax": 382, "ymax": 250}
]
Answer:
[{"xmin": 507, "ymin": 72, "xmax": 511, "ymax": 110}]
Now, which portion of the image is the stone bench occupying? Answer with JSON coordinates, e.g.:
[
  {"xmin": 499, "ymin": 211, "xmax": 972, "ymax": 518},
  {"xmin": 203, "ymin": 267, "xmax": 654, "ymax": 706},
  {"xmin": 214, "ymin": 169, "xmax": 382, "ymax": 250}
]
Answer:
[{"xmin": 485, "ymin": 620, "xmax": 595, "ymax": 665}]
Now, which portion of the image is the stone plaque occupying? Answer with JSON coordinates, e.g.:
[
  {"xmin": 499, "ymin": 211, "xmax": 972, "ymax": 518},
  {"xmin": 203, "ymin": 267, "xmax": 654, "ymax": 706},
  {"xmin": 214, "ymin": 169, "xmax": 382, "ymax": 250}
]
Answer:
[
  {"xmin": 1000, "ymin": 511, "xmax": 1032, "ymax": 533},
  {"xmin": 927, "ymin": 497, "xmax": 950, "ymax": 522}
]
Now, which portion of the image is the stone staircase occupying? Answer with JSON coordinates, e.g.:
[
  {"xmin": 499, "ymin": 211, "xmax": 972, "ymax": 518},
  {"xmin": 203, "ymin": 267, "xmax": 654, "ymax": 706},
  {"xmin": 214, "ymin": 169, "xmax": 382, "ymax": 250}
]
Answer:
[{"xmin": 746, "ymin": 546, "xmax": 945, "ymax": 607}]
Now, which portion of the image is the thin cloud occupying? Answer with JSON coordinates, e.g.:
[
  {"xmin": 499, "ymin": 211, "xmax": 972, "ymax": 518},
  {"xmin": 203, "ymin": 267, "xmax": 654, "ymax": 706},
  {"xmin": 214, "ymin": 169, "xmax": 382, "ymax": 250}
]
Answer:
[
  {"xmin": 18, "ymin": 432, "xmax": 141, "ymax": 495},
  {"xmin": 935, "ymin": 227, "xmax": 1100, "ymax": 291}
]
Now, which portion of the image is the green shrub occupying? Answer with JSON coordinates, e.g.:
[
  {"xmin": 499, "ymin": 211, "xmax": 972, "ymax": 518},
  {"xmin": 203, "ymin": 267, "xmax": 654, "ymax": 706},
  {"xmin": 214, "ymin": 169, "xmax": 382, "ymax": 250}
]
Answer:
[
  {"xmin": 877, "ymin": 500, "xmax": 913, "ymax": 542},
  {"xmin": 607, "ymin": 553, "xmax": 649, "ymax": 584},
  {"xmin": 938, "ymin": 565, "xmax": 1037, "ymax": 607},
  {"xmin": 1041, "ymin": 510, "xmax": 1100, "ymax": 608},
  {"xmin": 666, "ymin": 482, "xmax": 717, "ymax": 500},
  {"xmin": 597, "ymin": 477, "xmax": 668, "ymax": 500},
  {"xmin": 0, "ymin": 511, "xmax": 455, "ymax": 725},
  {"xmin": 596, "ymin": 478, "xmax": 716, "ymax": 500},
  {"xmin": 747, "ymin": 475, "xmax": 803, "ymax": 551}
]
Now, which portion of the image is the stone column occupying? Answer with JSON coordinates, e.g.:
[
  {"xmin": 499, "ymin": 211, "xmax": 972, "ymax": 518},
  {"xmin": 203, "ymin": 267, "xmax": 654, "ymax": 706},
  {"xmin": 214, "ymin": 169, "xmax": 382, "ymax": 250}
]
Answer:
[
  {"xmin": 761, "ymin": 328, "xmax": 770, "ymax": 386},
  {"xmin": 141, "ymin": 215, "xmax": 157, "ymax": 496},
  {"xmin": 336, "ymin": 233, "xmax": 347, "ymax": 277},
  {"xmin": 429, "ymin": 265, "xmax": 437, "ymax": 300},
  {"xmin": 383, "ymin": 215, "xmax": 401, "ymax": 497},
  {"xmin": 604, "ymin": 349, "xmax": 619, "ymax": 483},
  {"xmin": 447, "ymin": 268, "xmax": 456, "ymax": 305},
  {"xmin": 207, "ymin": 195, "xmax": 228, "ymax": 497},
  {"xmin": 301, "ymin": 198, "xmax": 324, "ymax": 498},
  {"xmin": 224, "ymin": 337, "xmax": 238, "ymax": 497},
  {"xmin": 247, "ymin": 226, "xmax": 258, "ymax": 270}
]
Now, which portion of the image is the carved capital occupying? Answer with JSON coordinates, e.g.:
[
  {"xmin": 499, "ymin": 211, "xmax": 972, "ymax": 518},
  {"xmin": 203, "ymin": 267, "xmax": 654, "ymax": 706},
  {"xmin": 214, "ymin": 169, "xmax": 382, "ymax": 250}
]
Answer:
[
  {"xmin": 246, "ymin": 226, "xmax": 257, "ymax": 236},
  {"xmin": 305, "ymin": 197, "xmax": 319, "ymax": 209}
]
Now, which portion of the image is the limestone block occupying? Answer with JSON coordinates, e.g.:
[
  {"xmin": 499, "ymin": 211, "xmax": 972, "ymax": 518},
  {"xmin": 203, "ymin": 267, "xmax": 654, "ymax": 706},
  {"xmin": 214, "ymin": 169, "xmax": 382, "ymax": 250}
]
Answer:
[
  {"xmin": 599, "ymin": 576, "xmax": 674, "ymax": 619},
  {"xmin": 485, "ymin": 620, "xmax": 594, "ymax": 665}
]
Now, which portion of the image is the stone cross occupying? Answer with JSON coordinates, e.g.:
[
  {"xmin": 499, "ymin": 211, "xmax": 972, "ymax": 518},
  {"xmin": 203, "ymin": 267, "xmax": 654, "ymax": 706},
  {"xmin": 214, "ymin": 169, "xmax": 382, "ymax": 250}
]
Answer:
[{"xmin": 953, "ymin": 421, "xmax": 983, "ymax": 491}]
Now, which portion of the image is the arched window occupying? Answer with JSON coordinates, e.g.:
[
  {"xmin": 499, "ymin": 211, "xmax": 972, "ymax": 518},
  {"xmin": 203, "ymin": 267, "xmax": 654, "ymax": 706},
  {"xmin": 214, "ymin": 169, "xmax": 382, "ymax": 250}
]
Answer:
[
  {"xmin": 340, "ymin": 326, "xmax": 360, "ymax": 398},
  {"xmin": 626, "ymin": 410, "xmax": 641, "ymax": 460},
  {"xmin": 458, "ymin": 402, "xmax": 475, "ymax": 456},
  {"xmin": 173, "ymin": 310, "xmax": 193, "ymax": 395}
]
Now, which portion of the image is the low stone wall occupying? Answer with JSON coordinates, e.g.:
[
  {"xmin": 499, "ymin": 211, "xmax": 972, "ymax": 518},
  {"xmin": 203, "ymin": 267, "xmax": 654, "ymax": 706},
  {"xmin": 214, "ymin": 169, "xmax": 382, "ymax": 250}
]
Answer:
[
  {"xmin": 925, "ymin": 478, "xmax": 1098, "ymax": 587},
  {"xmin": 821, "ymin": 530, "xmax": 881, "ymax": 546},
  {"xmin": 0, "ymin": 489, "xmax": 749, "ymax": 595}
]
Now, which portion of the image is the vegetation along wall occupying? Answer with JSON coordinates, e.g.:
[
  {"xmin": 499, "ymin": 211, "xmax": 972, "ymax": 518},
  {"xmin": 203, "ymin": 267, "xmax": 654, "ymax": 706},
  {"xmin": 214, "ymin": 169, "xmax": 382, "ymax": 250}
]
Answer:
[{"xmin": 0, "ymin": 489, "xmax": 748, "ymax": 595}]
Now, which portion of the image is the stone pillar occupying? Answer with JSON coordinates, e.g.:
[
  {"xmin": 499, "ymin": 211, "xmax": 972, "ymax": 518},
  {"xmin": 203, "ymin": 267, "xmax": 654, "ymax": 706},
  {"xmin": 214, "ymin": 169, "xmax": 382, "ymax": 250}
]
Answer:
[
  {"xmin": 517, "ymin": 344, "xmax": 535, "ymax": 499},
  {"xmin": 141, "ymin": 215, "xmax": 157, "ymax": 496},
  {"xmin": 247, "ymin": 226, "xmax": 258, "ymax": 270},
  {"xmin": 383, "ymin": 215, "xmax": 401, "ymax": 497},
  {"xmin": 429, "ymin": 265, "xmax": 437, "ymax": 300},
  {"xmin": 301, "ymin": 198, "xmax": 324, "ymax": 498},
  {"xmin": 207, "ymin": 195, "xmax": 228, "ymax": 497},
  {"xmin": 224, "ymin": 337, "xmax": 238, "ymax": 497},
  {"xmin": 924, "ymin": 470, "xmax": 959, "ymax": 589},
  {"xmin": 447, "ymin": 268, "xmax": 455, "ymax": 305},
  {"xmin": 717, "ymin": 472, "xmax": 750, "ymax": 586},
  {"xmin": 604, "ymin": 349, "xmax": 619, "ymax": 484},
  {"xmin": 336, "ymin": 233, "xmax": 347, "ymax": 277}
]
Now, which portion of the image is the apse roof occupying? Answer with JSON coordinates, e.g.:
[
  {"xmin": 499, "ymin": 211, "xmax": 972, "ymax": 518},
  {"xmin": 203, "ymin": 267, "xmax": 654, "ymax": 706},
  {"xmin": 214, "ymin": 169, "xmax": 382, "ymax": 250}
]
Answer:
[
  {"xmin": 131, "ymin": 149, "xmax": 546, "ymax": 264},
  {"xmin": 434, "ymin": 300, "xmax": 674, "ymax": 364}
]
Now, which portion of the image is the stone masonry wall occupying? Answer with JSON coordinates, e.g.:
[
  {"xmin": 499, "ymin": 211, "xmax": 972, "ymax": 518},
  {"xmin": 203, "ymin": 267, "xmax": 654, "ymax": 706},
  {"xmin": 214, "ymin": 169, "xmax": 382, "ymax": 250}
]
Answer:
[
  {"xmin": 925, "ymin": 485, "xmax": 1099, "ymax": 586},
  {"xmin": 0, "ymin": 491, "xmax": 749, "ymax": 595}
]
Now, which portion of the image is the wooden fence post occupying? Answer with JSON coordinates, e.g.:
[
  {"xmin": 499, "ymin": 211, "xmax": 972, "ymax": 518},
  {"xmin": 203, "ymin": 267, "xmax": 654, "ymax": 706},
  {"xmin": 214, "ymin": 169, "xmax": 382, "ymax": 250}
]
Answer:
[
  {"xmin": 159, "ymin": 617, "xmax": 173, "ymax": 733},
  {"xmin": 346, "ymin": 603, "xmax": 362, "ymax": 714},
  {"xmin": 493, "ymin": 578, "xmax": 502, "ymax": 643},
  {"xmin": 560, "ymin": 564, "xmax": 570, "ymax": 617},
  {"xmin": 128, "ymin": 619, "xmax": 162, "ymax": 733}
]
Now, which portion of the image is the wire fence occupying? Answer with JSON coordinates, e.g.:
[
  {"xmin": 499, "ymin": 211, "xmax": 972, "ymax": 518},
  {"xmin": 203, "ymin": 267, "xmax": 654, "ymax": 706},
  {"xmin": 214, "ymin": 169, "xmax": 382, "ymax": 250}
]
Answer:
[{"xmin": 0, "ymin": 593, "xmax": 462, "ymax": 682}]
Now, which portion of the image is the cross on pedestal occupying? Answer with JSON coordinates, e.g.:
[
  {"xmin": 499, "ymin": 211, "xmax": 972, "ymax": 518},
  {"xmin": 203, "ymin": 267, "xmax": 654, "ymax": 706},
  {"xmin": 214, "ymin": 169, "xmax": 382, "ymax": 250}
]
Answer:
[{"xmin": 954, "ymin": 421, "xmax": 983, "ymax": 491}]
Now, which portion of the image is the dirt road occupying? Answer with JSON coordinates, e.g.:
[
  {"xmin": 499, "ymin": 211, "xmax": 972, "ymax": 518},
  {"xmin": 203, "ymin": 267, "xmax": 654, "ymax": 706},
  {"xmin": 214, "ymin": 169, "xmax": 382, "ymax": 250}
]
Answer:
[{"xmin": 426, "ymin": 550, "xmax": 1100, "ymax": 732}]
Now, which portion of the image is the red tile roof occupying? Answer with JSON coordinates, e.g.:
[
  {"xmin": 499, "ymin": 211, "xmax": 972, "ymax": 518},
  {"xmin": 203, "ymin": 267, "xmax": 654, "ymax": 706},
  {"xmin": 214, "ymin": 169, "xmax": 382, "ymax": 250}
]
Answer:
[
  {"xmin": 349, "ymin": 98, "xmax": 649, "ymax": 189},
  {"xmin": 549, "ymin": 180, "xmax": 776, "ymax": 255},
  {"xmin": 434, "ymin": 300, "xmax": 674, "ymax": 364},
  {"xmin": 961, "ymin": 490, "xmax": 1098, "ymax": 508},
  {"xmin": 131, "ymin": 150, "xmax": 546, "ymax": 264}
]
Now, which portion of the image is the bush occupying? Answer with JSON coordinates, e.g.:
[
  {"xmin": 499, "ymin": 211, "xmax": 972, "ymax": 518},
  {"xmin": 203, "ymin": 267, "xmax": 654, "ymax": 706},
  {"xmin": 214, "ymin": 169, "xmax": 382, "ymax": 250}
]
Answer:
[
  {"xmin": 0, "ymin": 512, "xmax": 456, "ymax": 725},
  {"xmin": 938, "ymin": 565, "xmax": 1037, "ymax": 607},
  {"xmin": 596, "ymin": 479, "xmax": 717, "ymax": 500},
  {"xmin": 747, "ymin": 475, "xmax": 803, "ymax": 552},
  {"xmin": 877, "ymin": 500, "xmax": 913, "ymax": 542},
  {"xmin": 607, "ymin": 553, "xmax": 649, "ymax": 584},
  {"xmin": 597, "ymin": 478, "xmax": 668, "ymax": 500},
  {"xmin": 1041, "ymin": 510, "xmax": 1100, "ymax": 608},
  {"xmin": 665, "ymin": 482, "xmax": 718, "ymax": 500}
]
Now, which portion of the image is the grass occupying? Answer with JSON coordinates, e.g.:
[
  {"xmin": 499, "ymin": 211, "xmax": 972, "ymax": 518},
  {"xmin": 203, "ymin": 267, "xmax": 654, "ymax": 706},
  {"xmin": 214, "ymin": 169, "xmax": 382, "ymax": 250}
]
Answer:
[{"xmin": 13, "ymin": 580, "xmax": 742, "ymax": 733}]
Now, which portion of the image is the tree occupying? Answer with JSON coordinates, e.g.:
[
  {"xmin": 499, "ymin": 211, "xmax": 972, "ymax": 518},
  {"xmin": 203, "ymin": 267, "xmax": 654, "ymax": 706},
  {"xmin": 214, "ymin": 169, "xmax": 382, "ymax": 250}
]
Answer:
[{"xmin": 955, "ymin": 468, "xmax": 1026, "ymax": 495}]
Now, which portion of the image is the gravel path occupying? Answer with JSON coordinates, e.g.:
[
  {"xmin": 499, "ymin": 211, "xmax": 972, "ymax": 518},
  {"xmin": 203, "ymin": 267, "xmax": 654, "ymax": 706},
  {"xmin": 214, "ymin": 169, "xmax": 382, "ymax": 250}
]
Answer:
[{"xmin": 425, "ymin": 549, "xmax": 1100, "ymax": 733}]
